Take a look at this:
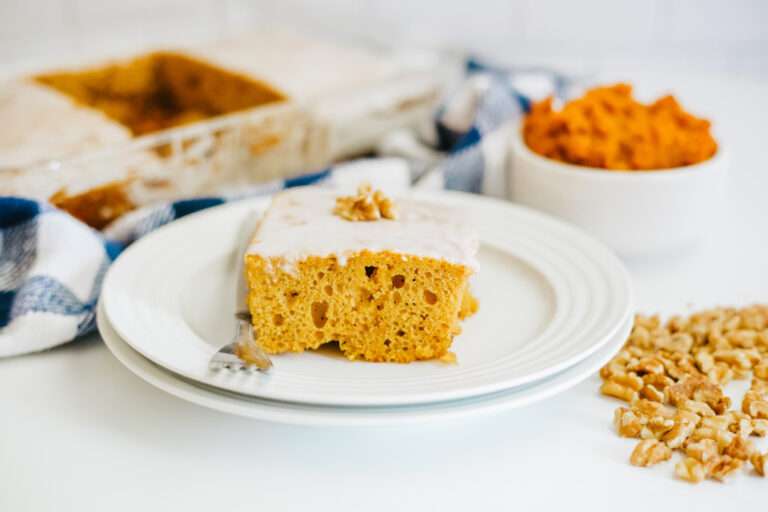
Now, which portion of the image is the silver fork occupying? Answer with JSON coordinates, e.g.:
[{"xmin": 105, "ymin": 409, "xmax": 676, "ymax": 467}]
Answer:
[{"xmin": 209, "ymin": 212, "xmax": 273, "ymax": 373}]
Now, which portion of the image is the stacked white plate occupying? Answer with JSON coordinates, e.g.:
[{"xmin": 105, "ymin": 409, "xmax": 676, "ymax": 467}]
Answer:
[{"xmin": 99, "ymin": 191, "xmax": 634, "ymax": 426}]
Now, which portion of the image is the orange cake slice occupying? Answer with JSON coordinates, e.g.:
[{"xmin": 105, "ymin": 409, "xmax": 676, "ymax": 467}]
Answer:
[{"xmin": 244, "ymin": 186, "xmax": 479, "ymax": 363}]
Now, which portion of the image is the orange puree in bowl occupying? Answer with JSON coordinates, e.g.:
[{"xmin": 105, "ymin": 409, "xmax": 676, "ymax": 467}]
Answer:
[{"xmin": 522, "ymin": 83, "xmax": 718, "ymax": 170}]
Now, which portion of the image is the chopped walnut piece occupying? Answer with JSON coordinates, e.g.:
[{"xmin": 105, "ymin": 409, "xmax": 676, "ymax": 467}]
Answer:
[
  {"xmin": 635, "ymin": 314, "xmax": 660, "ymax": 331},
  {"xmin": 628, "ymin": 325, "xmax": 652, "ymax": 348},
  {"xmin": 751, "ymin": 452, "xmax": 767, "ymax": 476},
  {"xmin": 600, "ymin": 352, "xmax": 632, "ymax": 380},
  {"xmin": 333, "ymin": 184, "xmax": 398, "ymax": 222},
  {"xmin": 755, "ymin": 361, "xmax": 768, "ymax": 380},
  {"xmin": 628, "ymin": 356, "xmax": 665, "ymax": 375},
  {"xmin": 639, "ymin": 385, "xmax": 664, "ymax": 402},
  {"xmin": 665, "ymin": 379, "xmax": 695, "ymax": 406},
  {"xmin": 601, "ymin": 375, "xmax": 641, "ymax": 402},
  {"xmin": 751, "ymin": 378, "xmax": 768, "ymax": 394},
  {"xmin": 642, "ymin": 373, "xmax": 674, "ymax": 391},
  {"xmin": 732, "ymin": 366, "xmax": 752, "ymax": 380},
  {"xmin": 615, "ymin": 407, "xmax": 644, "ymax": 438},
  {"xmin": 685, "ymin": 439, "xmax": 719, "ymax": 464},
  {"xmin": 707, "ymin": 363, "xmax": 734, "ymax": 386},
  {"xmin": 701, "ymin": 415, "xmax": 731, "ymax": 432},
  {"xmin": 722, "ymin": 411, "xmax": 752, "ymax": 437},
  {"xmin": 662, "ymin": 415, "xmax": 697, "ymax": 449},
  {"xmin": 723, "ymin": 436, "xmax": 755, "ymax": 460},
  {"xmin": 680, "ymin": 399, "xmax": 716, "ymax": 417},
  {"xmin": 713, "ymin": 349, "xmax": 755, "ymax": 371},
  {"xmin": 630, "ymin": 439, "xmax": 672, "ymax": 467},
  {"xmin": 695, "ymin": 349, "xmax": 715, "ymax": 373},
  {"xmin": 374, "ymin": 190, "xmax": 397, "ymax": 219},
  {"xmin": 660, "ymin": 333, "xmax": 694, "ymax": 354},
  {"xmin": 646, "ymin": 416, "xmax": 676, "ymax": 439},
  {"xmin": 633, "ymin": 399, "xmax": 676, "ymax": 419},
  {"xmin": 752, "ymin": 419, "xmax": 768, "ymax": 437},
  {"xmin": 743, "ymin": 391, "xmax": 768, "ymax": 419},
  {"xmin": 692, "ymin": 381, "xmax": 731, "ymax": 414},
  {"xmin": 728, "ymin": 330, "xmax": 758, "ymax": 348},
  {"xmin": 691, "ymin": 427, "xmax": 734, "ymax": 452},
  {"xmin": 676, "ymin": 457, "xmax": 707, "ymax": 483},
  {"xmin": 614, "ymin": 372, "xmax": 644, "ymax": 390},
  {"xmin": 708, "ymin": 455, "xmax": 743, "ymax": 481},
  {"xmin": 659, "ymin": 352, "xmax": 701, "ymax": 380}
]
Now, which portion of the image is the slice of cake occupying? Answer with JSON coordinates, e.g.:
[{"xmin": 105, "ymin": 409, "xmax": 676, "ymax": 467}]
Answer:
[{"xmin": 244, "ymin": 185, "xmax": 479, "ymax": 363}]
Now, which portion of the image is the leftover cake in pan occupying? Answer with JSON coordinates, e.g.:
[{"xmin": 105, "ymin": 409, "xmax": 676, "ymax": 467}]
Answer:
[{"xmin": 0, "ymin": 31, "xmax": 441, "ymax": 228}]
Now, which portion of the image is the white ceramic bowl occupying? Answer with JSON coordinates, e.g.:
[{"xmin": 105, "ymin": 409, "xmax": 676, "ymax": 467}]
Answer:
[{"xmin": 508, "ymin": 127, "xmax": 727, "ymax": 257}]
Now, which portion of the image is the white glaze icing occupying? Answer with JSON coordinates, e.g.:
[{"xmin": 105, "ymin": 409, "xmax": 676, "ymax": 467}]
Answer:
[
  {"xmin": 247, "ymin": 187, "xmax": 479, "ymax": 274},
  {"xmin": 0, "ymin": 80, "xmax": 130, "ymax": 171}
]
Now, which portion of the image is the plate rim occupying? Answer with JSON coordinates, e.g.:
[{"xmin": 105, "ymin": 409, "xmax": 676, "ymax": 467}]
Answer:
[{"xmin": 97, "ymin": 300, "xmax": 632, "ymax": 427}]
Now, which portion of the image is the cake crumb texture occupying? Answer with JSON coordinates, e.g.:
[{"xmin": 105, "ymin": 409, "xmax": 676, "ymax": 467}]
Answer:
[{"xmin": 246, "ymin": 251, "xmax": 476, "ymax": 363}]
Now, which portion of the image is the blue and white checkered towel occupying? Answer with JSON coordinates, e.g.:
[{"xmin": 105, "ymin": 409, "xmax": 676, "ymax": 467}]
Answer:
[{"xmin": 0, "ymin": 62, "xmax": 571, "ymax": 357}]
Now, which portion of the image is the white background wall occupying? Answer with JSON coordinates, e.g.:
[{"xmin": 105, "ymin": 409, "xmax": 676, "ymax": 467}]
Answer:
[{"xmin": 1, "ymin": 0, "xmax": 766, "ymax": 78}]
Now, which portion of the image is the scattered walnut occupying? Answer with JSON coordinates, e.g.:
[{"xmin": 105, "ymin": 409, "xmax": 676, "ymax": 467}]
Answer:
[
  {"xmin": 700, "ymin": 415, "xmax": 731, "ymax": 432},
  {"xmin": 751, "ymin": 378, "xmax": 768, "ymax": 394},
  {"xmin": 628, "ymin": 356, "xmax": 666, "ymax": 375},
  {"xmin": 754, "ymin": 361, "xmax": 768, "ymax": 380},
  {"xmin": 600, "ymin": 376, "xmax": 640, "ymax": 402},
  {"xmin": 713, "ymin": 349, "xmax": 756, "ymax": 371},
  {"xmin": 707, "ymin": 363, "xmax": 734, "ymax": 386},
  {"xmin": 686, "ymin": 439, "xmax": 719, "ymax": 464},
  {"xmin": 615, "ymin": 407, "xmax": 644, "ymax": 438},
  {"xmin": 720, "ymin": 411, "xmax": 753, "ymax": 438},
  {"xmin": 665, "ymin": 379, "xmax": 694, "ymax": 406},
  {"xmin": 751, "ymin": 452, "xmax": 767, "ymax": 476},
  {"xmin": 333, "ymin": 184, "xmax": 398, "ymax": 222},
  {"xmin": 662, "ymin": 415, "xmax": 698, "ymax": 449},
  {"xmin": 646, "ymin": 416, "xmax": 676, "ymax": 439},
  {"xmin": 743, "ymin": 391, "xmax": 768, "ymax": 419},
  {"xmin": 728, "ymin": 330, "xmax": 758, "ymax": 348},
  {"xmin": 752, "ymin": 419, "xmax": 768, "ymax": 437},
  {"xmin": 630, "ymin": 439, "xmax": 672, "ymax": 467},
  {"xmin": 723, "ymin": 436, "xmax": 755, "ymax": 460},
  {"xmin": 692, "ymin": 381, "xmax": 731, "ymax": 414},
  {"xmin": 639, "ymin": 385, "xmax": 665, "ymax": 402},
  {"xmin": 691, "ymin": 426, "xmax": 735, "ymax": 452},
  {"xmin": 680, "ymin": 399, "xmax": 716, "ymax": 417},
  {"xmin": 601, "ymin": 305, "xmax": 768, "ymax": 485},
  {"xmin": 643, "ymin": 373, "xmax": 675, "ymax": 391},
  {"xmin": 634, "ymin": 398, "xmax": 676, "ymax": 419},
  {"xmin": 708, "ymin": 455, "xmax": 743, "ymax": 481},
  {"xmin": 695, "ymin": 349, "xmax": 715, "ymax": 373},
  {"xmin": 660, "ymin": 332, "xmax": 694, "ymax": 354},
  {"xmin": 600, "ymin": 355, "xmax": 630, "ymax": 380},
  {"xmin": 730, "ymin": 415, "xmax": 754, "ymax": 439},
  {"xmin": 676, "ymin": 457, "xmax": 707, "ymax": 483}
]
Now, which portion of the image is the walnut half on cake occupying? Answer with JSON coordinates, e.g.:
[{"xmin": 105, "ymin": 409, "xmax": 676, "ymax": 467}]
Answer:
[{"xmin": 244, "ymin": 186, "xmax": 479, "ymax": 363}]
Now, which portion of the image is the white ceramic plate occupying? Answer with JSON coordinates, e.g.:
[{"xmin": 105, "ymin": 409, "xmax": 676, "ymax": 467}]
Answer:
[
  {"xmin": 101, "ymin": 190, "xmax": 633, "ymax": 407},
  {"xmin": 98, "ymin": 300, "xmax": 632, "ymax": 427}
]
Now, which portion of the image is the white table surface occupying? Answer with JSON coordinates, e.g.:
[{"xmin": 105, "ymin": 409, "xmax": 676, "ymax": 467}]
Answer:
[{"xmin": 2, "ymin": 71, "xmax": 767, "ymax": 511}]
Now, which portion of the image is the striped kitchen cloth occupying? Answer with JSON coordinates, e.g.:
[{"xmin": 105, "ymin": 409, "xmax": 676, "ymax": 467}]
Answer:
[
  {"xmin": 0, "ymin": 62, "xmax": 571, "ymax": 357},
  {"xmin": 435, "ymin": 59, "xmax": 575, "ymax": 195}
]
